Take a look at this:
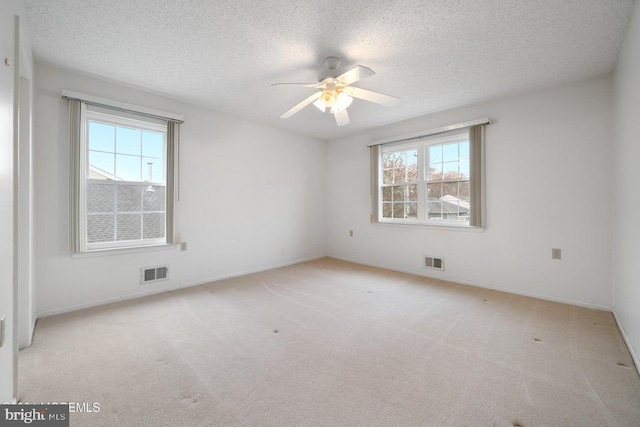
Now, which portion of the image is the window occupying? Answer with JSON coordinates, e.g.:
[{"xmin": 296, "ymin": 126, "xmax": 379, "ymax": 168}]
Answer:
[
  {"xmin": 374, "ymin": 126, "xmax": 484, "ymax": 227},
  {"xmin": 68, "ymin": 96, "xmax": 181, "ymax": 253},
  {"xmin": 425, "ymin": 136, "xmax": 470, "ymax": 222},
  {"xmin": 381, "ymin": 147, "xmax": 419, "ymax": 219},
  {"xmin": 85, "ymin": 111, "xmax": 168, "ymax": 249}
]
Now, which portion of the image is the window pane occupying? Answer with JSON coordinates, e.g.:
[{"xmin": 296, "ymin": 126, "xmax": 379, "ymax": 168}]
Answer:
[
  {"xmin": 392, "ymin": 185, "xmax": 405, "ymax": 201},
  {"xmin": 87, "ymin": 181, "xmax": 114, "ymax": 213},
  {"xmin": 428, "ymin": 163, "xmax": 442, "ymax": 181},
  {"xmin": 88, "ymin": 122, "xmax": 115, "ymax": 152},
  {"xmin": 382, "ymin": 153, "xmax": 395, "ymax": 169},
  {"xmin": 116, "ymin": 213, "xmax": 142, "ymax": 241},
  {"xmin": 393, "ymin": 203, "xmax": 404, "ymax": 218},
  {"xmin": 117, "ymin": 184, "xmax": 142, "ymax": 211},
  {"xmin": 459, "ymin": 181, "xmax": 470, "ymax": 202},
  {"xmin": 443, "ymin": 142, "xmax": 458, "ymax": 162},
  {"xmin": 116, "ymin": 154, "xmax": 141, "ymax": 181},
  {"xmin": 429, "ymin": 145, "xmax": 442, "ymax": 164},
  {"xmin": 459, "ymin": 159, "xmax": 469, "ymax": 179},
  {"xmin": 143, "ymin": 213, "xmax": 165, "ymax": 239},
  {"xmin": 442, "ymin": 181, "xmax": 459, "ymax": 199},
  {"xmin": 393, "ymin": 167, "xmax": 406, "ymax": 184},
  {"xmin": 142, "ymin": 131, "xmax": 163, "ymax": 158},
  {"xmin": 386, "ymin": 151, "xmax": 405, "ymax": 168},
  {"xmin": 382, "ymin": 186, "xmax": 392, "ymax": 202},
  {"xmin": 444, "ymin": 184, "xmax": 460, "ymax": 218},
  {"xmin": 407, "ymin": 184, "xmax": 417, "ymax": 202},
  {"xmin": 406, "ymin": 203, "xmax": 417, "ymax": 219},
  {"xmin": 459, "ymin": 141, "xmax": 469, "ymax": 160},
  {"xmin": 89, "ymin": 151, "xmax": 115, "ymax": 178},
  {"xmin": 428, "ymin": 201, "xmax": 443, "ymax": 219},
  {"xmin": 383, "ymin": 169, "xmax": 393, "ymax": 185},
  {"xmin": 142, "ymin": 157, "xmax": 164, "ymax": 183},
  {"xmin": 407, "ymin": 149, "xmax": 417, "ymax": 165},
  {"xmin": 143, "ymin": 186, "xmax": 165, "ymax": 212},
  {"xmin": 427, "ymin": 183, "xmax": 442, "ymax": 199},
  {"xmin": 116, "ymin": 127, "xmax": 141, "ymax": 155},
  {"xmin": 382, "ymin": 203, "xmax": 392, "ymax": 218},
  {"xmin": 441, "ymin": 194, "xmax": 459, "ymax": 217},
  {"xmin": 443, "ymin": 161, "xmax": 459, "ymax": 179},
  {"xmin": 407, "ymin": 163, "xmax": 418, "ymax": 183},
  {"xmin": 87, "ymin": 214, "xmax": 114, "ymax": 243}
]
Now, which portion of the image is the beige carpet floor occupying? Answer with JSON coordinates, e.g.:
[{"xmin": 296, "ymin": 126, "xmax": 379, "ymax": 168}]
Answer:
[{"xmin": 19, "ymin": 257, "xmax": 640, "ymax": 426}]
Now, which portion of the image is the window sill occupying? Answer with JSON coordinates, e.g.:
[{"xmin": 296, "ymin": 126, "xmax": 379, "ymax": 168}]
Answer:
[
  {"xmin": 71, "ymin": 243, "xmax": 179, "ymax": 259},
  {"xmin": 373, "ymin": 221, "xmax": 485, "ymax": 232}
]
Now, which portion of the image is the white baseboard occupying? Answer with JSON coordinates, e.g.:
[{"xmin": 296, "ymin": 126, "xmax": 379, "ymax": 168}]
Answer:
[
  {"xmin": 35, "ymin": 255, "xmax": 326, "ymax": 319},
  {"xmin": 328, "ymin": 255, "xmax": 612, "ymax": 311},
  {"xmin": 612, "ymin": 310, "xmax": 640, "ymax": 376}
]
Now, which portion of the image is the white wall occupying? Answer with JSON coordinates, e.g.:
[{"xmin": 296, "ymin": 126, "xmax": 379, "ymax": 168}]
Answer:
[
  {"xmin": 613, "ymin": 1, "xmax": 640, "ymax": 366},
  {"xmin": 1, "ymin": 0, "xmax": 34, "ymax": 404},
  {"xmin": 0, "ymin": 4, "xmax": 18, "ymax": 405},
  {"xmin": 326, "ymin": 74, "xmax": 613, "ymax": 309},
  {"xmin": 34, "ymin": 63, "xmax": 326, "ymax": 316},
  {"xmin": 17, "ymin": 74, "xmax": 34, "ymax": 349}
]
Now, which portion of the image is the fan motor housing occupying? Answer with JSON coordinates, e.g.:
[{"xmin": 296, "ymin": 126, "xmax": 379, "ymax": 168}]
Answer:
[{"xmin": 319, "ymin": 56, "xmax": 342, "ymax": 81}]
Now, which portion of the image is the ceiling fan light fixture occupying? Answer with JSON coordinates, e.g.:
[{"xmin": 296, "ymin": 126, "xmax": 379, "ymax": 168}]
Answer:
[
  {"xmin": 274, "ymin": 57, "xmax": 400, "ymax": 125},
  {"xmin": 320, "ymin": 91, "xmax": 336, "ymax": 108},
  {"xmin": 330, "ymin": 93, "xmax": 353, "ymax": 114},
  {"xmin": 313, "ymin": 98, "xmax": 326, "ymax": 112}
]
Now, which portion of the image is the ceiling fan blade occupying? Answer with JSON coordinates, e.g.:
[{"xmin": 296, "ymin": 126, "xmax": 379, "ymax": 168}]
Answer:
[
  {"xmin": 272, "ymin": 82, "xmax": 322, "ymax": 88},
  {"xmin": 334, "ymin": 109, "xmax": 350, "ymax": 126},
  {"xmin": 343, "ymin": 86, "xmax": 400, "ymax": 107},
  {"xmin": 280, "ymin": 91, "xmax": 323, "ymax": 119},
  {"xmin": 336, "ymin": 65, "xmax": 375, "ymax": 85}
]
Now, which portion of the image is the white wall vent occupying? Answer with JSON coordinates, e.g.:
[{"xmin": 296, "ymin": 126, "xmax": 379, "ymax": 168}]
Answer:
[
  {"xmin": 424, "ymin": 256, "xmax": 444, "ymax": 271},
  {"xmin": 141, "ymin": 265, "xmax": 169, "ymax": 284}
]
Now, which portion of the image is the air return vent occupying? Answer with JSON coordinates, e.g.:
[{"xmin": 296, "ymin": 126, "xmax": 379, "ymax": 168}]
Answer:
[
  {"xmin": 141, "ymin": 265, "xmax": 169, "ymax": 284},
  {"xmin": 424, "ymin": 256, "xmax": 444, "ymax": 271}
]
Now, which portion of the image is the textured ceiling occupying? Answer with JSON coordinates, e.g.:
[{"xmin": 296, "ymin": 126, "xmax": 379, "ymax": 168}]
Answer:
[{"xmin": 25, "ymin": 0, "xmax": 633, "ymax": 140}]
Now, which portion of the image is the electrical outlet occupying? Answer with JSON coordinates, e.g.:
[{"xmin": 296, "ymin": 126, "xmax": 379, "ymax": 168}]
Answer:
[
  {"xmin": 180, "ymin": 242, "xmax": 187, "ymax": 251},
  {"xmin": 349, "ymin": 230, "xmax": 354, "ymax": 237},
  {"xmin": 552, "ymin": 248, "xmax": 561, "ymax": 260}
]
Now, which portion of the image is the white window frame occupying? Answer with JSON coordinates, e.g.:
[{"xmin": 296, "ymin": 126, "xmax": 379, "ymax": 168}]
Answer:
[
  {"xmin": 378, "ymin": 130, "xmax": 471, "ymax": 227},
  {"xmin": 81, "ymin": 110, "xmax": 169, "ymax": 251}
]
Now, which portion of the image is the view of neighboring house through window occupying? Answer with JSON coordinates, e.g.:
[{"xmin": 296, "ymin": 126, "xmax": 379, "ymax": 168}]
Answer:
[
  {"xmin": 426, "ymin": 137, "xmax": 469, "ymax": 221},
  {"xmin": 85, "ymin": 110, "xmax": 167, "ymax": 249},
  {"xmin": 379, "ymin": 131, "xmax": 470, "ymax": 225}
]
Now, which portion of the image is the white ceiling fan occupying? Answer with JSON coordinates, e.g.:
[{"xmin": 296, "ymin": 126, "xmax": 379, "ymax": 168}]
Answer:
[{"xmin": 273, "ymin": 57, "xmax": 400, "ymax": 127}]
